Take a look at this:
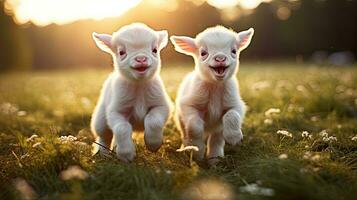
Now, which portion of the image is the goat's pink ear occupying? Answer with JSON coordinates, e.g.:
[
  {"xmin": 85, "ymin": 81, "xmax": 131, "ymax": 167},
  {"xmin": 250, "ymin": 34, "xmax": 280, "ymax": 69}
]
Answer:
[
  {"xmin": 157, "ymin": 30, "xmax": 168, "ymax": 49},
  {"xmin": 236, "ymin": 28, "xmax": 254, "ymax": 51},
  {"xmin": 170, "ymin": 36, "xmax": 197, "ymax": 56},
  {"xmin": 92, "ymin": 32, "xmax": 113, "ymax": 54}
]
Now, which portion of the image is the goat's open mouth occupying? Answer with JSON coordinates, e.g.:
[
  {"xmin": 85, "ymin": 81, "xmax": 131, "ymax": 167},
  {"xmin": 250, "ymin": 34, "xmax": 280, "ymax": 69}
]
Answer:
[
  {"xmin": 132, "ymin": 65, "xmax": 149, "ymax": 74},
  {"xmin": 209, "ymin": 66, "xmax": 228, "ymax": 77}
]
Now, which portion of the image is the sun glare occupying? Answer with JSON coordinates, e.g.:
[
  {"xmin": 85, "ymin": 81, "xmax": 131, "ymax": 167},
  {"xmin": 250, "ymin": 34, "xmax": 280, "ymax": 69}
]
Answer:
[
  {"xmin": 207, "ymin": 0, "xmax": 269, "ymax": 9},
  {"xmin": 4, "ymin": 0, "xmax": 271, "ymax": 26},
  {"xmin": 5, "ymin": 0, "xmax": 142, "ymax": 26}
]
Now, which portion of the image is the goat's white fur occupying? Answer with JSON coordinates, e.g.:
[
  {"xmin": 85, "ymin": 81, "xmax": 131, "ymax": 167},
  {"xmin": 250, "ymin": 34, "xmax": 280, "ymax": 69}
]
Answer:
[
  {"xmin": 171, "ymin": 26, "xmax": 254, "ymax": 164},
  {"xmin": 91, "ymin": 23, "xmax": 172, "ymax": 162}
]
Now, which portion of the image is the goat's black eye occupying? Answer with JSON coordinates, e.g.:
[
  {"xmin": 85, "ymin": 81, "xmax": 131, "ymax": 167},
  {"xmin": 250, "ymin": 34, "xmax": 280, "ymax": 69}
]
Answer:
[
  {"xmin": 119, "ymin": 50, "xmax": 126, "ymax": 56},
  {"xmin": 152, "ymin": 48, "xmax": 158, "ymax": 54},
  {"xmin": 200, "ymin": 50, "xmax": 208, "ymax": 57},
  {"xmin": 231, "ymin": 49, "xmax": 237, "ymax": 54}
]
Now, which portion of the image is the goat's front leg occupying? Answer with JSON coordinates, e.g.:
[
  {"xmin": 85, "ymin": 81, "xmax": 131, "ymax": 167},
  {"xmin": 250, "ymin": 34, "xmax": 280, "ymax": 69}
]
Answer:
[
  {"xmin": 107, "ymin": 111, "xmax": 136, "ymax": 162},
  {"xmin": 222, "ymin": 109, "xmax": 243, "ymax": 146},
  {"xmin": 181, "ymin": 105, "xmax": 205, "ymax": 160},
  {"xmin": 144, "ymin": 105, "xmax": 169, "ymax": 152}
]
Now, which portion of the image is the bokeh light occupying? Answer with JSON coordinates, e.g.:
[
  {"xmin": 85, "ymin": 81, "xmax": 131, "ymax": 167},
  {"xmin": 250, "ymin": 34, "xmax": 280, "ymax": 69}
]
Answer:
[
  {"xmin": 4, "ymin": 0, "xmax": 142, "ymax": 26},
  {"xmin": 4, "ymin": 0, "xmax": 280, "ymax": 26}
]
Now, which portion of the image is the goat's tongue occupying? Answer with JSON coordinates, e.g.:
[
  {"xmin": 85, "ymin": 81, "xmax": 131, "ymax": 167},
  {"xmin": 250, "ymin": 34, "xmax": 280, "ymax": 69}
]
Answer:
[
  {"xmin": 135, "ymin": 66, "xmax": 147, "ymax": 72},
  {"xmin": 215, "ymin": 67, "xmax": 225, "ymax": 75}
]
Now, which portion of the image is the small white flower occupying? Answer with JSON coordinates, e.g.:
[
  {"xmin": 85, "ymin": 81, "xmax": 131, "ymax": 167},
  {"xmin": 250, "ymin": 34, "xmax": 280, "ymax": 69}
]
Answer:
[
  {"xmin": 239, "ymin": 183, "xmax": 275, "ymax": 196},
  {"xmin": 60, "ymin": 165, "xmax": 88, "ymax": 180},
  {"xmin": 296, "ymin": 85, "xmax": 307, "ymax": 92},
  {"xmin": 58, "ymin": 135, "xmax": 78, "ymax": 144},
  {"xmin": 264, "ymin": 108, "xmax": 280, "ymax": 117},
  {"xmin": 322, "ymin": 137, "xmax": 329, "ymax": 142},
  {"xmin": 351, "ymin": 135, "xmax": 357, "ymax": 141},
  {"xmin": 303, "ymin": 151, "xmax": 312, "ymax": 159},
  {"xmin": 319, "ymin": 130, "xmax": 328, "ymax": 138},
  {"xmin": 0, "ymin": 102, "xmax": 19, "ymax": 115},
  {"xmin": 310, "ymin": 116, "xmax": 318, "ymax": 122},
  {"xmin": 81, "ymin": 97, "xmax": 91, "ymax": 108},
  {"xmin": 13, "ymin": 178, "xmax": 37, "ymax": 200},
  {"xmin": 310, "ymin": 154, "xmax": 321, "ymax": 161},
  {"xmin": 277, "ymin": 130, "xmax": 293, "ymax": 138},
  {"xmin": 32, "ymin": 142, "xmax": 41, "ymax": 148},
  {"xmin": 328, "ymin": 136, "xmax": 337, "ymax": 142},
  {"xmin": 26, "ymin": 134, "xmax": 39, "ymax": 142},
  {"xmin": 264, "ymin": 118, "xmax": 273, "ymax": 125},
  {"xmin": 278, "ymin": 154, "xmax": 288, "ymax": 160},
  {"xmin": 301, "ymin": 131, "xmax": 309, "ymax": 138},
  {"xmin": 176, "ymin": 145, "xmax": 199, "ymax": 152},
  {"xmin": 17, "ymin": 111, "xmax": 27, "ymax": 116}
]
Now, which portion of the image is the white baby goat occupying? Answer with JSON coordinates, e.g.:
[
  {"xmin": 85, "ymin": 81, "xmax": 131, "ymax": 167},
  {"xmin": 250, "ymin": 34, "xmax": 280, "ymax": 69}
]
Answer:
[
  {"xmin": 91, "ymin": 23, "xmax": 172, "ymax": 162},
  {"xmin": 171, "ymin": 26, "xmax": 254, "ymax": 164}
]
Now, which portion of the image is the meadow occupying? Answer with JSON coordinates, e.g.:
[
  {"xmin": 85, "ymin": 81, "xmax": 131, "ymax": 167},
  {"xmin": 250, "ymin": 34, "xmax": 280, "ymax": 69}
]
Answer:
[{"xmin": 0, "ymin": 63, "xmax": 356, "ymax": 200}]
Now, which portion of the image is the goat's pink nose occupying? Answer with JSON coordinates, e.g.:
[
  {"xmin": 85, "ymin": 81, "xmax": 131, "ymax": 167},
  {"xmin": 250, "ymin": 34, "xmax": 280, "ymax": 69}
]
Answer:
[
  {"xmin": 214, "ymin": 55, "xmax": 227, "ymax": 63},
  {"xmin": 135, "ymin": 56, "xmax": 147, "ymax": 63}
]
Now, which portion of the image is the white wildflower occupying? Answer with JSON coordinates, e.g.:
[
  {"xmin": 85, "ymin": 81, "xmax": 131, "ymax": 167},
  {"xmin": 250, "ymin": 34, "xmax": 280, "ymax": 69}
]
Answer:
[
  {"xmin": 303, "ymin": 151, "xmax": 312, "ymax": 160},
  {"xmin": 60, "ymin": 165, "xmax": 88, "ymax": 181},
  {"xmin": 239, "ymin": 183, "xmax": 275, "ymax": 197},
  {"xmin": 301, "ymin": 131, "xmax": 309, "ymax": 138},
  {"xmin": 296, "ymin": 85, "xmax": 307, "ymax": 93},
  {"xmin": 319, "ymin": 130, "xmax": 328, "ymax": 138},
  {"xmin": 287, "ymin": 104, "xmax": 295, "ymax": 112},
  {"xmin": 310, "ymin": 116, "xmax": 318, "ymax": 122},
  {"xmin": 264, "ymin": 108, "xmax": 280, "ymax": 117},
  {"xmin": 278, "ymin": 154, "xmax": 288, "ymax": 160},
  {"xmin": 13, "ymin": 178, "xmax": 37, "ymax": 200},
  {"xmin": 351, "ymin": 135, "xmax": 357, "ymax": 141},
  {"xmin": 303, "ymin": 151, "xmax": 321, "ymax": 161},
  {"xmin": 176, "ymin": 145, "xmax": 199, "ymax": 152},
  {"xmin": 59, "ymin": 135, "xmax": 77, "ymax": 144},
  {"xmin": 184, "ymin": 179, "xmax": 234, "ymax": 200},
  {"xmin": 26, "ymin": 134, "xmax": 39, "ymax": 142},
  {"xmin": 32, "ymin": 142, "xmax": 41, "ymax": 148},
  {"xmin": 277, "ymin": 130, "xmax": 293, "ymax": 138},
  {"xmin": 17, "ymin": 111, "xmax": 27, "ymax": 116},
  {"xmin": 310, "ymin": 154, "xmax": 321, "ymax": 161},
  {"xmin": 81, "ymin": 97, "xmax": 91, "ymax": 108},
  {"xmin": 0, "ymin": 102, "xmax": 19, "ymax": 115},
  {"xmin": 328, "ymin": 136, "xmax": 337, "ymax": 142},
  {"xmin": 264, "ymin": 118, "xmax": 273, "ymax": 125}
]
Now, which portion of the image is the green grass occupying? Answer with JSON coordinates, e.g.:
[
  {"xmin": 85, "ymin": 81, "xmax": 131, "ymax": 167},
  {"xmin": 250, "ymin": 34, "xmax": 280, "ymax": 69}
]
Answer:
[{"xmin": 0, "ymin": 62, "xmax": 356, "ymax": 200}]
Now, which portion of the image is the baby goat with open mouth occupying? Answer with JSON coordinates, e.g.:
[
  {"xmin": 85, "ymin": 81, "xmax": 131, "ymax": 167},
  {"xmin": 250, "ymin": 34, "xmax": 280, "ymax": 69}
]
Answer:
[
  {"xmin": 171, "ymin": 26, "xmax": 254, "ymax": 164},
  {"xmin": 91, "ymin": 23, "xmax": 172, "ymax": 162}
]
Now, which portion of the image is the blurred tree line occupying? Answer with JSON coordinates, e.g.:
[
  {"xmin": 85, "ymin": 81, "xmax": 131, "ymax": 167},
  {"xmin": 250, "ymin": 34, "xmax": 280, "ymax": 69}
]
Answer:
[{"xmin": 0, "ymin": 0, "xmax": 356, "ymax": 71}]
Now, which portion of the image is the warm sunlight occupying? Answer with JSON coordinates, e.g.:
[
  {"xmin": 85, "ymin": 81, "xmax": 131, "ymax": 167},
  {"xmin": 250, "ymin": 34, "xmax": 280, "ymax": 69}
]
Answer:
[
  {"xmin": 4, "ymin": 0, "xmax": 272, "ymax": 26},
  {"xmin": 207, "ymin": 0, "xmax": 271, "ymax": 9},
  {"xmin": 4, "ymin": 0, "xmax": 141, "ymax": 26}
]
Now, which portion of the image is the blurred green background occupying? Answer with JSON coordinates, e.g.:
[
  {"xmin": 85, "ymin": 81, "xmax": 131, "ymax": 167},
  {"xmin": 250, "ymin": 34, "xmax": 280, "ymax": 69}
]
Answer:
[{"xmin": 1, "ymin": 0, "xmax": 356, "ymax": 71}]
